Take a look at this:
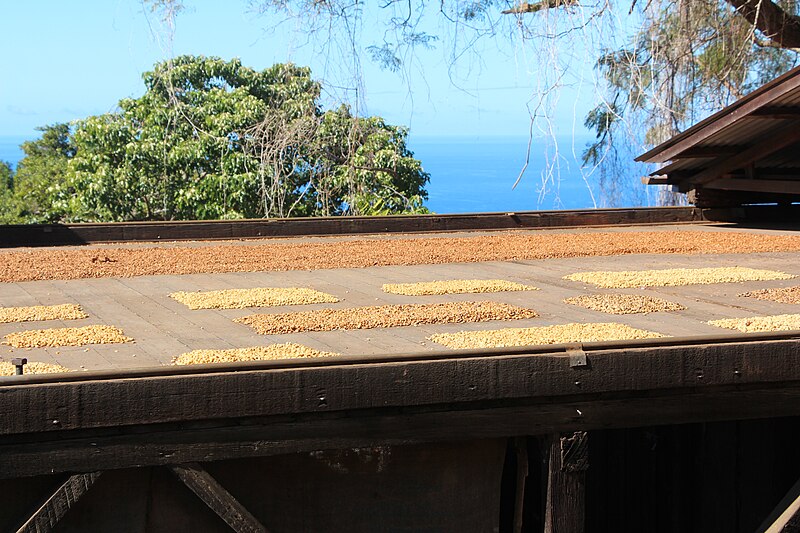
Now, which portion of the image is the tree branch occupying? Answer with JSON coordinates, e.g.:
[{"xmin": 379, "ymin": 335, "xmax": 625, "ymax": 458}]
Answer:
[
  {"xmin": 501, "ymin": 0, "xmax": 579, "ymax": 15},
  {"xmin": 725, "ymin": 0, "xmax": 800, "ymax": 49}
]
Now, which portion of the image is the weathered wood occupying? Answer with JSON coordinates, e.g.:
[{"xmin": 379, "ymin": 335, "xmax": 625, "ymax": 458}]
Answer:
[
  {"xmin": 171, "ymin": 463, "xmax": 268, "ymax": 533},
  {"xmin": 751, "ymin": 106, "xmax": 800, "ymax": 119},
  {"xmin": 15, "ymin": 472, "xmax": 102, "ymax": 533},
  {"xmin": 6, "ymin": 387, "xmax": 800, "ymax": 479},
  {"xmin": 677, "ymin": 145, "xmax": 748, "ymax": 158},
  {"xmin": 2, "ymin": 338, "xmax": 800, "ymax": 478},
  {"xmin": 704, "ymin": 178, "xmax": 800, "ymax": 195},
  {"xmin": 757, "ymin": 476, "xmax": 800, "ymax": 533},
  {"xmin": 544, "ymin": 432, "xmax": 588, "ymax": 533},
  {"xmin": 3, "ymin": 337, "xmax": 800, "ymax": 437},
  {"xmin": 0, "ymin": 207, "xmax": 704, "ymax": 247},
  {"xmin": 685, "ymin": 123, "xmax": 800, "ymax": 186},
  {"xmin": 513, "ymin": 437, "xmax": 529, "ymax": 533}
]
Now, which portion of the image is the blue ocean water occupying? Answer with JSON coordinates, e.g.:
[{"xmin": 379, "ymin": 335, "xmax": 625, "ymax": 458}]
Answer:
[
  {"xmin": 0, "ymin": 134, "xmax": 600, "ymax": 213},
  {"xmin": 0, "ymin": 136, "xmax": 26, "ymax": 170},
  {"xmin": 409, "ymin": 135, "xmax": 598, "ymax": 214}
]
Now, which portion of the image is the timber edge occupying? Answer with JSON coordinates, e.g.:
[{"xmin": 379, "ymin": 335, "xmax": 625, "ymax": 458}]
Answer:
[
  {"xmin": 3, "ymin": 331, "xmax": 800, "ymax": 479},
  {"xmin": 0, "ymin": 207, "xmax": 707, "ymax": 247}
]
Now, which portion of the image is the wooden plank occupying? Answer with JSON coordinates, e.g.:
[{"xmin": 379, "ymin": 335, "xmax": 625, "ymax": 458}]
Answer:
[
  {"xmin": 0, "ymin": 208, "xmax": 705, "ymax": 248},
  {"xmin": 759, "ymin": 476, "xmax": 800, "ymax": 533},
  {"xmin": 6, "ymin": 386, "xmax": 800, "ymax": 480},
  {"xmin": 170, "ymin": 463, "xmax": 268, "ymax": 533},
  {"xmin": 704, "ymin": 178, "xmax": 800, "ymax": 195},
  {"xmin": 544, "ymin": 432, "xmax": 588, "ymax": 533},
  {"xmin": 686, "ymin": 123, "xmax": 800, "ymax": 186},
  {"xmin": 5, "ymin": 337, "xmax": 800, "ymax": 436},
  {"xmin": 678, "ymin": 146, "xmax": 748, "ymax": 158},
  {"xmin": 15, "ymin": 472, "xmax": 102, "ymax": 533},
  {"xmin": 751, "ymin": 106, "xmax": 800, "ymax": 119}
]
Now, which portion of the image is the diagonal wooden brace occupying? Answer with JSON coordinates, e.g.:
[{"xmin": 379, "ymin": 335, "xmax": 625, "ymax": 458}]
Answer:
[
  {"xmin": 16, "ymin": 471, "xmax": 102, "ymax": 533},
  {"xmin": 171, "ymin": 463, "xmax": 269, "ymax": 533}
]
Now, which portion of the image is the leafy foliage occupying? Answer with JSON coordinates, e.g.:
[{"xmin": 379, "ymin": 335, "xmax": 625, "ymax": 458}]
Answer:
[
  {"xmin": 1, "ymin": 56, "xmax": 429, "ymax": 223},
  {"xmin": 233, "ymin": 0, "xmax": 800, "ymax": 206},
  {"xmin": 578, "ymin": 0, "xmax": 799, "ymax": 205},
  {"xmin": 0, "ymin": 124, "xmax": 76, "ymax": 223},
  {"xmin": 581, "ymin": 0, "xmax": 799, "ymax": 157}
]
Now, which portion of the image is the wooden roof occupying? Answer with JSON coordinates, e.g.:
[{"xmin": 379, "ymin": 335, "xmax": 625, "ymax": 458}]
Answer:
[{"xmin": 637, "ymin": 66, "xmax": 800, "ymax": 198}]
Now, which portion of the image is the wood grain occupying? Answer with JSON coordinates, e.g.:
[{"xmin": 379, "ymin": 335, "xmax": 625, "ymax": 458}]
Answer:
[
  {"xmin": 15, "ymin": 472, "xmax": 101, "ymax": 533},
  {"xmin": 171, "ymin": 463, "xmax": 268, "ymax": 533}
]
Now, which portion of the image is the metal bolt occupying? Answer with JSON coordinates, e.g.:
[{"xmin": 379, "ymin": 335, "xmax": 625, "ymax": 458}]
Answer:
[{"xmin": 11, "ymin": 358, "xmax": 27, "ymax": 376}]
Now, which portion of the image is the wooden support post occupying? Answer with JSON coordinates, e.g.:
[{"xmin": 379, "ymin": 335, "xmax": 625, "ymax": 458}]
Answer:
[
  {"xmin": 513, "ymin": 437, "xmax": 530, "ymax": 533},
  {"xmin": 544, "ymin": 432, "xmax": 588, "ymax": 533},
  {"xmin": 16, "ymin": 472, "xmax": 102, "ymax": 533},
  {"xmin": 758, "ymin": 475, "xmax": 800, "ymax": 533},
  {"xmin": 171, "ymin": 463, "xmax": 268, "ymax": 533}
]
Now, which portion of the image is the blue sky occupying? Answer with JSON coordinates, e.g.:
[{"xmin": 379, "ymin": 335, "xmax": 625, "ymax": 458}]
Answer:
[{"xmin": 0, "ymin": 1, "xmax": 597, "ymax": 140}]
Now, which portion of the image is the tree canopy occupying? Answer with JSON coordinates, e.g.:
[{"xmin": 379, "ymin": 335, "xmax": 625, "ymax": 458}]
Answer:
[
  {"xmin": 172, "ymin": 0, "xmax": 799, "ymax": 206},
  {"xmin": 1, "ymin": 55, "xmax": 429, "ymax": 223}
]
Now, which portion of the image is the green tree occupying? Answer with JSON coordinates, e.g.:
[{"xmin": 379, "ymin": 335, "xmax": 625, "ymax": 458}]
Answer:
[
  {"xmin": 67, "ymin": 55, "xmax": 428, "ymax": 221},
  {"xmin": 0, "ymin": 161, "xmax": 11, "ymax": 191},
  {"xmin": 303, "ymin": 106, "xmax": 429, "ymax": 216},
  {"xmin": 0, "ymin": 161, "xmax": 13, "ymax": 223},
  {"xmin": 1, "ymin": 124, "xmax": 76, "ymax": 223},
  {"xmin": 172, "ymin": 0, "xmax": 798, "ymax": 206}
]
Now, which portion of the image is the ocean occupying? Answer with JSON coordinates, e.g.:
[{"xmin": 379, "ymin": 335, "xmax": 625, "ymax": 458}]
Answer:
[
  {"xmin": 410, "ymin": 135, "xmax": 598, "ymax": 213},
  {"xmin": 0, "ymin": 136, "xmax": 26, "ymax": 171},
  {"xmin": 0, "ymin": 134, "xmax": 601, "ymax": 214}
]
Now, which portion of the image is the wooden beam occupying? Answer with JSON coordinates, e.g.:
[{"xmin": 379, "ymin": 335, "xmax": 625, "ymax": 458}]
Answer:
[
  {"xmin": 513, "ymin": 437, "xmax": 529, "ymax": 533},
  {"xmin": 5, "ymin": 387, "xmax": 800, "ymax": 479},
  {"xmin": 544, "ymin": 432, "xmax": 588, "ymax": 533},
  {"xmin": 757, "ymin": 475, "xmax": 800, "ymax": 532},
  {"xmin": 703, "ymin": 178, "xmax": 800, "ymax": 195},
  {"xmin": 0, "ymin": 207, "xmax": 705, "ymax": 248},
  {"xmin": 642, "ymin": 176, "xmax": 671, "ymax": 185},
  {"xmin": 686, "ymin": 123, "xmax": 800, "ymax": 186},
  {"xmin": 4, "ymin": 337, "xmax": 800, "ymax": 437},
  {"xmin": 676, "ymin": 145, "xmax": 747, "ymax": 158},
  {"xmin": 171, "ymin": 463, "xmax": 268, "ymax": 533},
  {"xmin": 15, "ymin": 472, "xmax": 102, "ymax": 533},
  {"xmin": 751, "ymin": 106, "xmax": 800, "ymax": 119}
]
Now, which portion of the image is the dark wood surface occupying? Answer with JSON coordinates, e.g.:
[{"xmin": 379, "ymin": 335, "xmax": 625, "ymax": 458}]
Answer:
[
  {"xmin": 4, "ymin": 336, "xmax": 800, "ymax": 478},
  {"xmin": 12, "ymin": 441, "xmax": 506, "ymax": 533},
  {"xmin": 170, "ymin": 463, "xmax": 268, "ymax": 533},
  {"xmin": 544, "ymin": 432, "xmax": 588, "ymax": 533},
  {"xmin": 15, "ymin": 472, "xmax": 102, "ymax": 533},
  {"xmin": 0, "ymin": 207, "xmax": 705, "ymax": 247}
]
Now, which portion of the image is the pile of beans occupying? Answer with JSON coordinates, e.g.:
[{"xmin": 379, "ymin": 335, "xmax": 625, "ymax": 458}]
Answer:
[
  {"xmin": 172, "ymin": 343, "xmax": 338, "ymax": 365},
  {"xmin": 236, "ymin": 301, "xmax": 538, "ymax": 335},
  {"xmin": 430, "ymin": 322, "xmax": 664, "ymax": 349},
  {"xmin": 564, "ymin": 267, "xmax": 794, "ymax": 289},
  {"xmin": 382, "ymin": 279, "xmax": 537, "ymax": 296},
  {"xmin": 564, "ymin": 294, "xmax": 685, "ymax": 314},
  {"xmin": 171, "ymin": 287, "xmax": 339, "ymax": 310}
]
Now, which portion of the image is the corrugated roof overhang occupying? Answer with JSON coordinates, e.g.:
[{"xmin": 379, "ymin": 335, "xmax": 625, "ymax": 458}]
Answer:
[{"xmin": 637, "ymin": 66, "xmax": 800, "ymax": 203}]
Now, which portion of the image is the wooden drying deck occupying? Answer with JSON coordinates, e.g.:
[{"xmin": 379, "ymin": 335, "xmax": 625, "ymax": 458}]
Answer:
[
  {"xmin": 1, "ymin": 223, "xmax": 799, "ymax": 372},
  {"xmin": 3, "ymin": 216, "xmax": 800, "ymax": 532}
]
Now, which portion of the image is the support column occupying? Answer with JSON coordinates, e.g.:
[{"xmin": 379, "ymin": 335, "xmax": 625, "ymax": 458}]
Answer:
[{"xmin": 544, "ymin": 431, "xmax": 588, "ymax": 533}]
